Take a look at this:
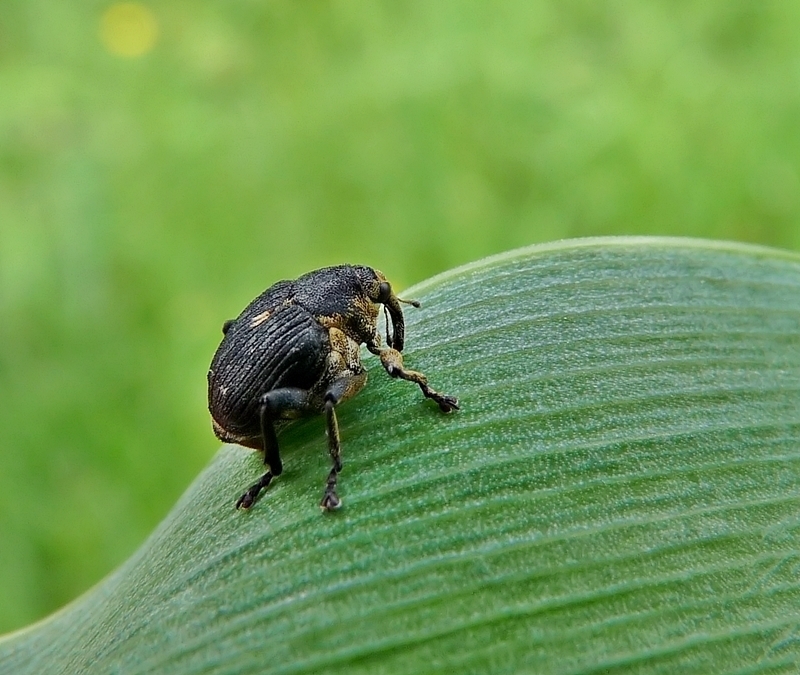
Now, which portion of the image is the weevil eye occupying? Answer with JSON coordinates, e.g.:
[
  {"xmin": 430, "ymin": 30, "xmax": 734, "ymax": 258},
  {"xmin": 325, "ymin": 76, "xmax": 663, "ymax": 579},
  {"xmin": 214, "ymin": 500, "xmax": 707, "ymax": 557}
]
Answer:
[{"xmin": 376, "ymin": 281, "xmax": 392, "ymax": 304}]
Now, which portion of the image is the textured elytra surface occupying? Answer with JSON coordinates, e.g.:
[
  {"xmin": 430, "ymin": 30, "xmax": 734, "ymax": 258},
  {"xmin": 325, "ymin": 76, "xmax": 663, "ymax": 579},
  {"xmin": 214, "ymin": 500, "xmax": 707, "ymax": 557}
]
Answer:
[{"xmin": 2, "ymin": 238, "xmax": 800, "ymax": 674}]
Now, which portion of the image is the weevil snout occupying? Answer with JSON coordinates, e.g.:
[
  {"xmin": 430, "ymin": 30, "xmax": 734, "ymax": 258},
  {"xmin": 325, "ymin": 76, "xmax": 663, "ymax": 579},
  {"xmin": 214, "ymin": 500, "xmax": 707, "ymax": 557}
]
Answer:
[
  {"xmin": 381, "ymin": 292, "xmax": 420, "ymax": 351},
  {"xmin": 364, "ymin": 271, "xmax": 418, "ymax": 351}
]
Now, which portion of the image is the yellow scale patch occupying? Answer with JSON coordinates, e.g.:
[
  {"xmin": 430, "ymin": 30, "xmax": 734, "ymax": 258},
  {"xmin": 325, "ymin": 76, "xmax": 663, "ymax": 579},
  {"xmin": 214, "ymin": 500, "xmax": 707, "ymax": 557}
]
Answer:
[{"xmin": 249, "ymin": 309, "xmax": 272, "ymax": 328}]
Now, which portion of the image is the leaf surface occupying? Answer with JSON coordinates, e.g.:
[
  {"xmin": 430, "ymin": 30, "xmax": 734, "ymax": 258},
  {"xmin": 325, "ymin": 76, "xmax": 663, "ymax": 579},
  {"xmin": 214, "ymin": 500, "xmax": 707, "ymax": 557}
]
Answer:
[{"xmin": 3, "ymin": 237, "xmax": 800, "ymax": 674}]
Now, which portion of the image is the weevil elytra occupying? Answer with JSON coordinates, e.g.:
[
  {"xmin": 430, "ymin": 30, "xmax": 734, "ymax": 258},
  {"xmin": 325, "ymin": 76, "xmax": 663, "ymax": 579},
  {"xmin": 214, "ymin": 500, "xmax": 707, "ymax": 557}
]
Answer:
[{"xmin": 207, "ymin": 265, "xmax": 459, "ymax": 511}]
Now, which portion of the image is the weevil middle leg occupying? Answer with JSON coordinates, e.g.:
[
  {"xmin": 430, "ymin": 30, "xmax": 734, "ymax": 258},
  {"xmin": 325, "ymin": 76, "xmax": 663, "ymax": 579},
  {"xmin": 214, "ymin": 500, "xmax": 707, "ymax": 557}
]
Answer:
[{"xmin": 319, "ymin": 372, "xmax": 367, "ymax": 511}]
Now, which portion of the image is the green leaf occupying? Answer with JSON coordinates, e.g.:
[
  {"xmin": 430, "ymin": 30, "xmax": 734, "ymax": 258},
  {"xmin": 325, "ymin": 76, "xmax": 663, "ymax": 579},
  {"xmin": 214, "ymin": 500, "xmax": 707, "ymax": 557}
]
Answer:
[{"xmin": 3, "ymin": 237, "xmax": 800, "ymax": 674}]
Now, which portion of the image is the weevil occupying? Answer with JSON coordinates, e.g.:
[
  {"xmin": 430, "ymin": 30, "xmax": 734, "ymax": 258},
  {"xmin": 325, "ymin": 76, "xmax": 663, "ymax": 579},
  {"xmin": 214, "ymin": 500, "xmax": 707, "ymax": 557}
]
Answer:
[{"xmin": 207, "ymin": 265, "xmax": 459, "ymax": 511}]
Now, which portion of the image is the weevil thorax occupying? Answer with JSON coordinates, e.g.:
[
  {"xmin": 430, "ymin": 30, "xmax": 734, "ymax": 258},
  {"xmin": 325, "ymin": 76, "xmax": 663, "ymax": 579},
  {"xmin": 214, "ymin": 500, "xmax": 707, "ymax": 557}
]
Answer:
[{"xmin": 292, "ymin": 265, "xmax": 387, "ymax": 345}]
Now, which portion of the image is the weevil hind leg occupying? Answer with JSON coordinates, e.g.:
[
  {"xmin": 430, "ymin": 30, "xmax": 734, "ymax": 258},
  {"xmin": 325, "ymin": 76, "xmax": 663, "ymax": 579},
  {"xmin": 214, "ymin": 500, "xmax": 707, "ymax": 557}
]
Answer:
[
  {"xmin": 319, "ymin": 372, "xmax": 367, "ymax": 511},
  {"xmin": 235, "ymin": 387, "xmax": 312, "ymax": 510}
]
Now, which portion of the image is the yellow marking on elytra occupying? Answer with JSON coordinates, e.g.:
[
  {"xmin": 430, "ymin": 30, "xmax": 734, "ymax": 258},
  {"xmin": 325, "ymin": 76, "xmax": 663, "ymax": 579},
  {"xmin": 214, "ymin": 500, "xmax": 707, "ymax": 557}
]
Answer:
[{"xmin": 249, "ymin": 309, "xmax": 272, "ymax": 328}]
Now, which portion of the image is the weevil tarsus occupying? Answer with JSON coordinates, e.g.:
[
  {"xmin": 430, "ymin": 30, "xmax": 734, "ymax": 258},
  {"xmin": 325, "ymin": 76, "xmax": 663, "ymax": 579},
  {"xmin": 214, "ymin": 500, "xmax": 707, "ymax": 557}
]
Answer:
[{"xmin": 235, "ymin": 471, "xmax": 274, "ymax": 510}]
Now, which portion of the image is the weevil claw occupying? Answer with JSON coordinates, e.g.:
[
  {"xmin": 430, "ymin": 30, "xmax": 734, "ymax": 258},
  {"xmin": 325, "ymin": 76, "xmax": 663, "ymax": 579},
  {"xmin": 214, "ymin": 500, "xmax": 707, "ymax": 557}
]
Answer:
[
  {"xmin": 235, "ymin": 493, "xmax": 255, "ymax": 510},
  {"xmin": 438, "ymin": 395, "xmax": 460, "ymax": 413},
  {"xmin": 320, "ymin": 491, "xmax": 342, "ymax": 511}
]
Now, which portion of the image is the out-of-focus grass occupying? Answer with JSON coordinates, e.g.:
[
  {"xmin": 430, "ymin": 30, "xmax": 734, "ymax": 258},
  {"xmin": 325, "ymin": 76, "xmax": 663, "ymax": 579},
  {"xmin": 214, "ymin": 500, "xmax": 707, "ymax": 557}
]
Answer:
[{"xmin": 1, "ymin": 0, "xmax": 799, "ymax": 633}]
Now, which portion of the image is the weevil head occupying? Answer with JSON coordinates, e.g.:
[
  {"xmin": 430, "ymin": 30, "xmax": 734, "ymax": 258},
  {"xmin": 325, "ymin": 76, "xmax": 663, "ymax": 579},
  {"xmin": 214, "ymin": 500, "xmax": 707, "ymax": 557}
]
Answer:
[
  {"xmin": 353, "ymin": 266, "xmax": 419, "ymax": 352},
  {"xmin": 296, "ymin": 265, "xmax": 418, "ymax": 351}
]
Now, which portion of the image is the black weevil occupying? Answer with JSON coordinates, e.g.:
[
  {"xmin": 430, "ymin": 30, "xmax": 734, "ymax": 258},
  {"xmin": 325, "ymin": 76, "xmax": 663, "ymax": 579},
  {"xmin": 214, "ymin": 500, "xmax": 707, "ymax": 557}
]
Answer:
[{"xmin": 208, "ymin": 265, "xmax": 459, "ymax": 511}]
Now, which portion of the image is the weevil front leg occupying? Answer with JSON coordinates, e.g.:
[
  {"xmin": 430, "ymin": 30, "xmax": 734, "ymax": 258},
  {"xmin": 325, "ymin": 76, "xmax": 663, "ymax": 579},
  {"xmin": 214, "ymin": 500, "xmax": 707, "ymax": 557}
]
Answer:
[
  {"xmin": 368, "ymin": 343, "xmax": 459, "ymax": 413},
  {"xmin": 319, "ymin": 372, "xmax": 368, "ymax": 511},
  {"xmin": 236, "ymin": 387, "xmax": 312, "ymax": 510}
]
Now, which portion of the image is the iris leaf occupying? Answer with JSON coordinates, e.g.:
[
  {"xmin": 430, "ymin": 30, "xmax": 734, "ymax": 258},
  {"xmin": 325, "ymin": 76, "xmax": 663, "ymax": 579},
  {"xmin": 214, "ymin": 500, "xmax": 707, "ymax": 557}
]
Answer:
[{"xmin": 3, "ymin": 237, "xmax": 800, "ymax": 675}]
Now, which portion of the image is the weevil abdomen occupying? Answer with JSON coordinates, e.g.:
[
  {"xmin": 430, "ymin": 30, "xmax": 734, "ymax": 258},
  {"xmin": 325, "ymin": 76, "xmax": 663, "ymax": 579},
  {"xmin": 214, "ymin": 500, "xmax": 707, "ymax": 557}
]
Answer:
[{"xmin": 208, "ymin": 303, "xmax": 328, "ymax": 445}]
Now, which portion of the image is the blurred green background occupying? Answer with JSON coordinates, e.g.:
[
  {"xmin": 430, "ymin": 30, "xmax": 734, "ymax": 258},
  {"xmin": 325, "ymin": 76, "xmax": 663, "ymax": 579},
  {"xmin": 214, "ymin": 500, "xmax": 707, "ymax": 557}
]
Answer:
[{"xmin": 1, "ymin": 0, "xmax": 800, "ymax": 633}]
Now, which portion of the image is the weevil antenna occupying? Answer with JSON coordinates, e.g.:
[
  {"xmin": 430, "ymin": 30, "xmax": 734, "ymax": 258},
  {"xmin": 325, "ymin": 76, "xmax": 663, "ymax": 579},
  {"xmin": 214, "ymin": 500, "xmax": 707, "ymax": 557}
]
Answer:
[{"xmin": 397, "ymin": 296, "xmax": 421, "ymax": 308}]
